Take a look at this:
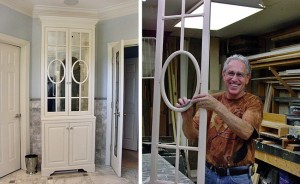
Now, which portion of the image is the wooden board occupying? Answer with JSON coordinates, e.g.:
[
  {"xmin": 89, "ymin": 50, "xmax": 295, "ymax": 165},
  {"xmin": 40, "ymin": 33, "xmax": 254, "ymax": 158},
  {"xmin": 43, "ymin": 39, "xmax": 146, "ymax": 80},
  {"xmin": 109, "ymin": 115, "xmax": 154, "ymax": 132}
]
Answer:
[
  {"xmin": 286, "ymin": 144, "xmax": 300, "ymax": 151},
  {"xmin": 263, "ymin": 112, "xmax": 286, "ymax": 124},
  {"xmin": 260, "ymin": 120, "xmax": 290, "ymax": 138},
  {"xmin": 281, "ymin": 138, "xmax": 295, "ymax": 149},
  {"xmin": 251, "ymin": 58, "xmax": 300, "ymax": 69},
  {"xmin": 247, "ymin": 44, "xmax": 300, "ymax": 61},
  {"xmin": 250, "ymin": 52, "xmax": 300, "ymax": 64},
  {"xmin": 255, "ymin": 150, "xmax": 300, "ymax": 177}
]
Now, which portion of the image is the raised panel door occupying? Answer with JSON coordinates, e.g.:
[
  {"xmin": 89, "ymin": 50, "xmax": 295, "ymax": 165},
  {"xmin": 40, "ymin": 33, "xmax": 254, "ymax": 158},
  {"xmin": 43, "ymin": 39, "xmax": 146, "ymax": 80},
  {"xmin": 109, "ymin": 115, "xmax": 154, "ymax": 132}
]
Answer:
[
  {"xmin": 69, "ymin": 122, "xmax": 93, "ymax": 166},
  {"xmin": 0, "ymin": 43, "xmax": 20, "ymax": 177},
  {"xmin": 44, "ymin": 123, "xmax": 69, "ymax": 168}
]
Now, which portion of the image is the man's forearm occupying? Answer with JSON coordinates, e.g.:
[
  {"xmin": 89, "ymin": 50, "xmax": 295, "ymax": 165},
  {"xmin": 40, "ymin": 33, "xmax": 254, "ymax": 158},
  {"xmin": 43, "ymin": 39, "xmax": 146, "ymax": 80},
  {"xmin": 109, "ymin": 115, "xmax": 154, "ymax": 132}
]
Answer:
[
  {"xmin": 182, "ymin": 116, "xmax": 199, "ymax": 140},
  {"xmin": 215, "ymin": 104, "xmax": 254, "ymax": 140}
]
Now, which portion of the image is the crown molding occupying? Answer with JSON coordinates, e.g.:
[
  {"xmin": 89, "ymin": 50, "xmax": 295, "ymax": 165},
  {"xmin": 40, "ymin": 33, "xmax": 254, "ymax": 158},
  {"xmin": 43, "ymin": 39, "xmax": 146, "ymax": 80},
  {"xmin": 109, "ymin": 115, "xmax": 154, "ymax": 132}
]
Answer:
[
  {"xmin": 33, "ymin": 5, "xmax": 99, "ymax": 19},
  {"xmin": 0, "ymin": 0, "xmax": 33, "ymax": 17},
  {"xmin": 97, "ymin": 0, "xmax": 138, "ymax": 21},
  {"xmin": 39, "ymin": 16, "xmax": 99, "ymax": 28},
  {"xmin": 1, "ymin": 0, "xmax": 138, "ymax": 21}
]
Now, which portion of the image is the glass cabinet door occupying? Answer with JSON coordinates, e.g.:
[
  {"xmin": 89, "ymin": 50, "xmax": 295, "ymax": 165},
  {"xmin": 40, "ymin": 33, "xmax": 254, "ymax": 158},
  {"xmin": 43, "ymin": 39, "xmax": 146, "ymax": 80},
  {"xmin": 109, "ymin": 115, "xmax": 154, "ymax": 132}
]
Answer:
[
  {"xmin": 45, "ymin": 29, "xmax": 91, "ymax": 115},
  {"xmin": 46, "ymin": 30, "xmax": 67, "ymax": 113},
  {"xmin": 70, "ymin": 31, "xmax": 90, "ymax": 112}
]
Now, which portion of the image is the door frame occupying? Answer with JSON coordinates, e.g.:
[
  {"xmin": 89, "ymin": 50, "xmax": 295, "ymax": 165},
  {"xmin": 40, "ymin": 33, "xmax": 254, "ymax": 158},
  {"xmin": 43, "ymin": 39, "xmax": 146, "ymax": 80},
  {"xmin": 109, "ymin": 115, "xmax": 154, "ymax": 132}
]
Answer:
[
  {"xmin": 0, "ymin": 33, "xmax": 30, "ymax": 171},
  {"xmin": 106, "ymin": 38, "xmax": 138, "ymax": 165}
]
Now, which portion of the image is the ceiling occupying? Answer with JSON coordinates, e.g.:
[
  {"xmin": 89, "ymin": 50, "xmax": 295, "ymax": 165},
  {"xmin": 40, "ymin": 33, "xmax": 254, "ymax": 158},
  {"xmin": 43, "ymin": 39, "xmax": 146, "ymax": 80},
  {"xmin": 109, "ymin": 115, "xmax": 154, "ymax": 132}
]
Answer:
[
  {"xmin": 142, "ymin": 0, "xmax": 300, "ymax": 39},
  {"xmin": 22, "ymin": 0, "xmax": 128, "ymax": 9},
  {"xmin": 2, "ymin": 0, "xmax": 137, "ymax": 20}
]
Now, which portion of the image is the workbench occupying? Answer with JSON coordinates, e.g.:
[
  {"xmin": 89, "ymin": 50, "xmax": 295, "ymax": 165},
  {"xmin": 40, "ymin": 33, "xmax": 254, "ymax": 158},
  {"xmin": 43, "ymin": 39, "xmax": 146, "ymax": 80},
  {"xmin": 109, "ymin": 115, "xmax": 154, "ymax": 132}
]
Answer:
[{"xmin": 255, "ymin": 140, "xmax": 300, "ymax": 177}]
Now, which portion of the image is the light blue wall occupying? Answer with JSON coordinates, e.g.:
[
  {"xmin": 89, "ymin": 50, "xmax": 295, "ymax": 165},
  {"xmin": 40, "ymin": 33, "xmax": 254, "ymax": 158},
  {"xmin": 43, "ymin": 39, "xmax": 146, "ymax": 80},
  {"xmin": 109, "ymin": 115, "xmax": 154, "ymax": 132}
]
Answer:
[
  {"xmin": 0, "ymin": 5, "xmax": 37, "ymax": 98},
  {"xmin": 0, "ymin": 5, "xmax": 32, "ymax": 41},
  {"xmin": 0, "ymin": 4, "xmax": 138, "ymax": 99},
  {"xmin": 31, "ymin": 18, "xmax": 42, "ymax": 98},
  {"xmin": 95, "ymin": 13, "xmax": 138, "ymax": 98}
]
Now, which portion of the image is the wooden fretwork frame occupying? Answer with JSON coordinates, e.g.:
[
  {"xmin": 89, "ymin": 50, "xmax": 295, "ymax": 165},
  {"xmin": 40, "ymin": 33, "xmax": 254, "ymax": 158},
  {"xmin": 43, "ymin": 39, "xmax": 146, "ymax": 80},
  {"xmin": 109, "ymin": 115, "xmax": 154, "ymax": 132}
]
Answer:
[{"xmin": 149, "ymin": 0, "xmax": 211, "ymax": 183}]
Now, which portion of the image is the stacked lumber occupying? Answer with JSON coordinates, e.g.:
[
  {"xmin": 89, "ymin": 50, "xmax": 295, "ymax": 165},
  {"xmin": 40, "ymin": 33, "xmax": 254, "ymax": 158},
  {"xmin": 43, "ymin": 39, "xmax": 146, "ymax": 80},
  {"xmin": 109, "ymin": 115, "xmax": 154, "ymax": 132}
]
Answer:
[{"xmin": 248, "ymin": 44, "xmax": 300, "ymax": 69}]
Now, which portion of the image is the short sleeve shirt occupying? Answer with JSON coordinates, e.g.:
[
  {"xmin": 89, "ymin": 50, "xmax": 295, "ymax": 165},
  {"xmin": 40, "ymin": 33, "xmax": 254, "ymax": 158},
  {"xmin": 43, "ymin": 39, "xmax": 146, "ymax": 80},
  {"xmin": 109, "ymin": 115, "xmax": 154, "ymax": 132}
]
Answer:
[{"xmin": 193, "ymin": 92, "xmax": 263, "ymax": 167}]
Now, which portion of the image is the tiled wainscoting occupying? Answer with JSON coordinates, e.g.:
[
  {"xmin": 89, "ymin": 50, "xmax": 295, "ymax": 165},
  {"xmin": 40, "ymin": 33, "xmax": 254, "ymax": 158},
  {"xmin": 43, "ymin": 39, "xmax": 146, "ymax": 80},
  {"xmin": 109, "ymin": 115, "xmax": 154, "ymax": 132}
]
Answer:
[{"xmin": 30, "ymin": 98, "xmax": 108, "ymax": 168}]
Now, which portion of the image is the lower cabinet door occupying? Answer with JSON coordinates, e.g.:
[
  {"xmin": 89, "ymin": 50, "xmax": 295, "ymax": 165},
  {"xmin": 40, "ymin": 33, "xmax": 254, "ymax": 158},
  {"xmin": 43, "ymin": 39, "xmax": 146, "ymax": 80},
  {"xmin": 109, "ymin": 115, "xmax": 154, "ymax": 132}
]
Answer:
[
  {"xmin": 44, "ymin": 123, "xmax": 69, "ymax": 168},
  {"xmin": 69, "ymin": 122, "xmax": 93, "ymax": 166}
]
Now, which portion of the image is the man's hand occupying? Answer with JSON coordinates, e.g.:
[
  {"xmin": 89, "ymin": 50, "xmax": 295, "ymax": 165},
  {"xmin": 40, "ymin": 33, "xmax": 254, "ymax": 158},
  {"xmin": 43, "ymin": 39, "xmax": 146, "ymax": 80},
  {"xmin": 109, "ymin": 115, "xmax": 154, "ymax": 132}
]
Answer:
[
  {"xmin": 176, "ymin": 97, "xmax": 198, "ymax": 140},
  {"xmin": 191, "ymin": 93, "xmax": 219, "ymax": 111},
  {"xmin": 175, "ymin": 97, "xmax": 193, "ymax": 121}
]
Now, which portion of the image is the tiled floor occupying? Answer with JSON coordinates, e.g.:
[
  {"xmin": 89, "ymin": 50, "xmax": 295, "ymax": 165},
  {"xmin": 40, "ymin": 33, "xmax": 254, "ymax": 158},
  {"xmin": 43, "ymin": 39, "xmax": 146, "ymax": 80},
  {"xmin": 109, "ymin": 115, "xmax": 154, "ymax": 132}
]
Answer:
[
  {"xmin": 0, "ymin": 165, "xmax": 138, "ymax": 184},
  {"xmin": 1, "ymin": 149, "xmax": 138, "ymax": 184}
]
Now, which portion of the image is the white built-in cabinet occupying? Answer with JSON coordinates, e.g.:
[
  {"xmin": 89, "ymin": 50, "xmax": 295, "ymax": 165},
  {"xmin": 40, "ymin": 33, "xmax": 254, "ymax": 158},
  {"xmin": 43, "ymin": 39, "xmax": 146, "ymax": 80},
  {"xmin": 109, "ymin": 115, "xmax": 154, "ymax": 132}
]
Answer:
[{"xmin": 40, "ymin": 16, "xmax": 98, "ymax": 176}]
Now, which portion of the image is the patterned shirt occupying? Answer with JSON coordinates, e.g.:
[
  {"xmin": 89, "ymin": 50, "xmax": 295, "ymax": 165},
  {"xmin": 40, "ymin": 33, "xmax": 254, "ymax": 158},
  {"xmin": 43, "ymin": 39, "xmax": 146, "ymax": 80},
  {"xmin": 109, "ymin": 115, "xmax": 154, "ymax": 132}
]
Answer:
[{"xmin": 193, "ymin": 92, "xmax": 263, "ymax": 167}]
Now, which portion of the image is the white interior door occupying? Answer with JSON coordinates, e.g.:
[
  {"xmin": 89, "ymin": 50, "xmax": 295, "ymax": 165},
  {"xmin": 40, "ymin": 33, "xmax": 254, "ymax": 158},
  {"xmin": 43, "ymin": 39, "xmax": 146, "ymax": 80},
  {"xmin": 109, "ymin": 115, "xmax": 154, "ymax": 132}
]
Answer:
[
  {"xmin": 111, "ymin": 40, "xmax": 124, "ymax": 177},
  {"xmin": 0, "ymin": 42, "xmax": 21, "ymax": 177},
  {"xmin": 123, "ymin": 57, "xmax": 138, "ymax": 151}
]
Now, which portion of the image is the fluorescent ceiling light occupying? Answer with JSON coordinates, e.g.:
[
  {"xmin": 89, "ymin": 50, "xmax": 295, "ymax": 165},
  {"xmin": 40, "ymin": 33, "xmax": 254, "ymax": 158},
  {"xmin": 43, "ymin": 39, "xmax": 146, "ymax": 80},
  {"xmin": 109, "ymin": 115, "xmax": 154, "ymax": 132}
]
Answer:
[{"xmin": 175, "ymin": 2, "xmax": 263, "ymax": 30}]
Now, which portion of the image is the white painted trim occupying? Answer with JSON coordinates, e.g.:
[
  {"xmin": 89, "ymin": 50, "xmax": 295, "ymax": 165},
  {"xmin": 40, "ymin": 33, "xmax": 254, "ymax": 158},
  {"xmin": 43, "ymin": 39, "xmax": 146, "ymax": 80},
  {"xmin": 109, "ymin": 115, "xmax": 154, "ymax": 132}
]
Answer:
[
  {"xmin": 106, "ymin": 42, "xmax": 115, "ymax": 165},
  {"xmin": 33, "ymin": 6, "xmax": 98, "ymax": 19},
  {"xmin": 0, "ymin": 0, "xmax": 137, "ymax": 21},
  {"xmin": 0, "ymin": 0, "xmax": 33, "ymax": 16},
  {"xmin": 0, "ymin": 33, "xmax": 30, "ymax": 171},
  {"xmin": 97, "ymin": 1, "xmax": 138, "ymax": 21},
  {"xmin": 105, "ymin": 39, "xmax": 138, "ymax": 165},
  {"xmin": 39, "ymin": 16, "xmax": 99, "ymax": 29}
]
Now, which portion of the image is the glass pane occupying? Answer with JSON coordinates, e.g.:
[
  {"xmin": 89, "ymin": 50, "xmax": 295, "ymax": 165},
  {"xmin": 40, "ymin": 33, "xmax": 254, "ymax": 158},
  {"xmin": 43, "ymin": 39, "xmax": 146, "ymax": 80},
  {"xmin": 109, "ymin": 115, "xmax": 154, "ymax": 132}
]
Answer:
[
  {"xmin": 73, "ymin": 61, "xmax": 88, "ymax": 83},
  {"xmin": 114, "ymin": 51, "xmax": 120, "ymax": 157},
  {"xmin": 57, "ymin": 47, "xmax": 66, "ymax": 61},
  {"xmin": 81, "ymin": 47, "xmax": 89, "ymax": 62},
  {"xmin": 57, "ymin": 31, "xmax": 66, "ymax": 46},
  {"xmin": 57, "ymin": 98, "xmax": 65, "ymax": 112},
  {"xmin": 47, "ymin": 99, "xmax": 56, "ymax": 112},
  {"xmin": 48, "ymin": 60, "xmax": 65, "ymax": 83},
  {"xmin": 81, "ymin": 98, "xmax": 88, "ymax": 111},
  {"xmin": 72, "ymin": 47, "xmax": 80, "ymax": 60},
  {"xmin": 81, "ymin": 33, "xmax": 89, "ymax": 46},
  {"xmin": 81, "ymin": 81, "xmax": 89, "ymax": 97},
  {"xmin": 114, "ymin": 112, "xmax": 118, "ymax": 157},
  {"xmin": 56, "ymin": 79, "xmax": 65, "ymax": 97},
  {"xmin": 116, "ymin": 52, "xmax": 119, "ymax": 94},
  {"xmin": 71, "ymin": 98, "xmax": 79, "ymax": 111},
  {"xmin": 71, "ymin": 32, "xmax": 80, "ymax": 46},
  {"xmin": 47, "ymin": 82, "xmax": 56, "ymax": 97},
  {"xmin": 73, "ymin": 61, "xmax": 81, "ymax": 82},
  {"xmin": 47, "ymin": 46, "xmax": 56, "ymax": 62},
  {"xmin": 71, "ymin": 81, "xmax": 79, "ymax": 97},
  {"xmin": 47, "ymin": 31, "xmax": 56, "ymax": 45}
]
